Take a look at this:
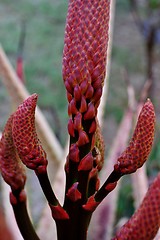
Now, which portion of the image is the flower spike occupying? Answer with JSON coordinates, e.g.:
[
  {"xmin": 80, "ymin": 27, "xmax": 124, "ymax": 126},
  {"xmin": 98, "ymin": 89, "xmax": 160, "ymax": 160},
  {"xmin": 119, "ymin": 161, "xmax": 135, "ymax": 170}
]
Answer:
[
  {"xmin": 112, "ymin": 174, "xmax": 160, "ymax": 240},
  {"xmin": 0, "ymin": 115, "xmax": 26, "ymax": 191},
  {"xmin": 114, "ymin": 99, "xmax": 155, "ymax": 175},
  {"xmin": 12, "ymin": 94, "xmax": 48, "ymax": 174}
]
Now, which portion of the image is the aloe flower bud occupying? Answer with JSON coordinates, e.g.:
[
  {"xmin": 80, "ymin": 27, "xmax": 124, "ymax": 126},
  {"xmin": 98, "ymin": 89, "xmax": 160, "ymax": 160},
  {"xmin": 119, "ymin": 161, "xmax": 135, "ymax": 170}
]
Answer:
[
  {"xmin": 63, "ymin": 1, "xmax": 109, "ymax": 107},
  {"xmin": 112, "ymin": 174, "xmax": 160, "ymax": 240},
  {"xmin": 114, "ymin": 99, "xmax": 155, "ymax": 175},
  {"xmin": 0, "ymin": 115, "xmax": 26, "ymax": 191},
  {"xmin": 63, "ymin": 0, "xmax": 110, "ymax": 204},
  {"xmin": 12, "ymin": 94, "xmax": 48, "ymax": 174}
]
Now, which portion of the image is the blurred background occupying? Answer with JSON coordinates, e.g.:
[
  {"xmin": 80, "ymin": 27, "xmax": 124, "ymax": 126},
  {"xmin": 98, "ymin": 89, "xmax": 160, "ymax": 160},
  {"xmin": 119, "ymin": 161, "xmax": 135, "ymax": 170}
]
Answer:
[{"xmin": 0, "ymin": 0, "xmax": 160, "ymax": 236}]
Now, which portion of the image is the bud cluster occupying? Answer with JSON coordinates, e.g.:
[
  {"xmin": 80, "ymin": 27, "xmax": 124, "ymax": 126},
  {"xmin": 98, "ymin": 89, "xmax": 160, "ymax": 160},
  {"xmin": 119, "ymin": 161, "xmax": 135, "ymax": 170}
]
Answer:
[
  {"xmin": 12, "ymin": 94, "xmax": 48, "ymax": 175},
  {"xmin": 63, "ymin": 0, "xmax": 110, "ymax": 202},
  {"xmin": 113, "ymin": 174, "xmax": 160, "ymax": 240},
  {"xmin": 114, "ymin": 99, "xmax": 155, "ymax": 175},
  {"xmin": 0, "ymin": 115, "xmax": 26, "ymax": 192}
]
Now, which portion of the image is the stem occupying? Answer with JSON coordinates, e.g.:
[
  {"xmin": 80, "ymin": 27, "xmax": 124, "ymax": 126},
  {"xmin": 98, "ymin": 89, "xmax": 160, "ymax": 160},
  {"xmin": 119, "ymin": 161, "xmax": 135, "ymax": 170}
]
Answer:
[
  {"xmin": 36, "ymin": 171, "xmax": 59, "ymax": 206},
  {"xmin": 56, "ymin": 207, "xmax": 92, "ymax": 240},
  {"xmin": 11, "ymin": 193, "xmax": 40, "ymax": 240},
  {"xmin": 95, "ymin": 170, "xmax": 122, "ymax": 202}
]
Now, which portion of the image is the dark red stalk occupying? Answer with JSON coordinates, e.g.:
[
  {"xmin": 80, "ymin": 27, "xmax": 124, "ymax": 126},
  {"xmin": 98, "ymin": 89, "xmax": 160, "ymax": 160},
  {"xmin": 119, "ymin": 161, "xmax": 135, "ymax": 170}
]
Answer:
[{"xmin": 10, "ymin": 190, "xmax": 40, "ymax": 240}]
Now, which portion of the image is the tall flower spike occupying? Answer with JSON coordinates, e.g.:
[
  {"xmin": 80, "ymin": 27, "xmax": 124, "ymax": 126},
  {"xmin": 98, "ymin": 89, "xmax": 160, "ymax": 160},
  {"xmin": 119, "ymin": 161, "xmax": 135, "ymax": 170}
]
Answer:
[
  {"xmin": 112, "ymin": 173, "xmax": 160, "ymax": 240},
  {"xmin": 63, "ymin": 0, "xmax": 110, "ymax": 190},
  {"xmin": 12, "ymin": 94, "xmax": 48, "ymax": 174},
  {"xmin": 61, "ymin": 2, "xmax": 110, "ymax": 239},
  {"xmin": 63, "ymin": 0, "xmax": 110, "ymax": 107},
  {"xmin": 0, "ymin": 115, "xmax": 26, "ymax": 191},
  {"xmin": 114, "ymin": 99, "xmax": 155, "ymax": 175}
]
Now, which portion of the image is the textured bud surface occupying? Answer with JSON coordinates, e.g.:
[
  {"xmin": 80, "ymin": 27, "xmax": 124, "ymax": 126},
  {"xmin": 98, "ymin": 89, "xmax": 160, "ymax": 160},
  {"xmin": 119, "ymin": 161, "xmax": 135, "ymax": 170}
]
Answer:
[
  {"xmin": 0, "ymin": 115, "xmax": 26, "ymax": 191},
  {"xmin": 112, "ymin": 174, "xmax": 160, "ymax": 240},
  {"xmin": 114, "ymin": 99, "xmax": 155, "ymax": 174},
  {"xmin": 12, "ymin": 94, "xmax": 48, "ymax": 173},
  {"xmin": 63, "ymin": 0, "xmax": 110, "ymax": 107}
]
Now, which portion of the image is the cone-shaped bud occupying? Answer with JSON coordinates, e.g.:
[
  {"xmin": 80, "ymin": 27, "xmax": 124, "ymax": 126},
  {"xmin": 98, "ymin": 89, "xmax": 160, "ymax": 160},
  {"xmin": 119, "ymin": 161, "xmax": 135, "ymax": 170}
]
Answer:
[
  {"xmin": 68, "ymin": 99, "xmax": 78, "ymax": 115},
  {"xmin": 92, "ymin": 88, "xmax": 103, "ymax": 104},
  {"xmin": 80, "ymin": 80, "xmax": 89, "ymax": 95},
  {"xmin": 63, "ymin": 0, "xmax": 110, "ymax": 106},
  {"xmin": 89, "ymin": 119, "xmax": 97, "ymax": 134},
  {"xmin": 83, "ymin": 196, "xmax": 99, "ymax": 212},
  {"xmin": 12, "ymin": 94, "xmax": 48, "ymax": 174},
  {"xmin": 74, "ymin": 113, "xmax": 82, "ymax": 131},
  {"xmin": 114, "ymin": 99, "xmax": 155, "ymax": 175},
  {"xmin": 77, "ymin": 130, "xmax": 89, "ymax": 146},
  {"xmin": 84, "ymin": 102, "xmax": 96, "ymax": 120},
  {"xmin": 78, "ymin": 152, "xmax": 93, "ymax": 171},
  {"xmin": 64, "ymin": 81, "xmax": 73, "ymax": 94},
  {"xmin": 85, "ymin": 85, "xmax": 94, "ymax": 99},
  {"xmin": 0, "ymin": 115, "xmax": 26, "ymax": 191},
  {"xmin": 112, "ymin": 174, "xmax": 160, "ymax": 240},
  {"xmin": 74, "ymin": 85, "xmax": 82, "ymax": 102},
  {"xmin": 69, "ymin": 144, "xmax": 80, "ymax": 162},
  {"xmin": 50, "ymin": 204, "xmax": 69, "ymax": 220},
  {"xmin": 79, "ymin": 95, "xmax": 87, "ymax": 113},
  {"xmin": 66, "ymin": 182, "xmax": 82, "ymax": 202},
  {"xmin": 68, "ymin": 118, "xmax": 75, "ymax": 137}
]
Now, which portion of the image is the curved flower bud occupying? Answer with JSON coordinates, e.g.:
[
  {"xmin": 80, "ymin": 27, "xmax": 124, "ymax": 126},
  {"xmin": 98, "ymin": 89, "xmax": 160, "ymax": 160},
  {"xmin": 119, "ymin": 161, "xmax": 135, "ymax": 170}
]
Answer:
[
  {"xmin": 114, "ymin": 99, "xmax": 155, "ymax": 175},
  {"xmin": 12, "ymin": 94, "xmax": 48, "ymax": 174},
  {"xmin": 0, "ymin": 115, "xmax": 26, "ymax": 191},
  {"xmin": 112, "ymin": 173, "xmax": 160, "ymax": 240}
]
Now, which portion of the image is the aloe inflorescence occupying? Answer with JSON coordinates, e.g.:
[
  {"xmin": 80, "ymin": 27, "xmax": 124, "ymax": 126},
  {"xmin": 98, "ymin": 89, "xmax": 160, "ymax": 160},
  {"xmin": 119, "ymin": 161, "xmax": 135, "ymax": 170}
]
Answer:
[{"xmin": 0, "ymin": 0, "xmax": 159, "ymax": 240}]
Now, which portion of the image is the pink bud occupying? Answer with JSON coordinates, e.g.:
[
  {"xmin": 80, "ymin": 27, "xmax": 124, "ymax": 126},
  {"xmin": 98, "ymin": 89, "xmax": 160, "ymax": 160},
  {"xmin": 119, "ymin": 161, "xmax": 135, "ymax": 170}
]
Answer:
[
  {"xmin": 89, "ymin": 119, "xmax": 97, "ymax": 133},
  {"xmin": 67, "ymin": 92, "xmax": 73, "ymax": 103},
  {"xmin": 69, "ymin": 144, "xmax": 80, "ymax": 162},
  {"xmin": 92, "ymin": 88, "xmax": 102, "ymax": 104},
  {"xmin": 80, "ymin": 80, "xmax": 89, "ymax": 94},
  {"xmin": 74, "ymin": 85, "xmax": 82, "ymax": 102},
  {"xmin": 84, "ymin": 103, "xmax": 95, "ymax": 120},
  {"xmin": 68, "ymin": 118, "xmax": 75, "ymax": 137},
  {"xmin": 65, "ymin": 81, "xmax": 73, "ymax": 94},
  {"xmin": 50, "ymin": 204, "xmax": 69, "ymax": 220},
  {"xmin": 85, "ymin": 85, "xmax": 94, "ymax": 99},
  {"xmin": 66, "ymin": 182, "xmax": 82, "ymax": 202},
  {"xmin": 74, "ymin": 113, "xmax": 82, "ymax": 131},
  {"xmin": 68, "ymin": 99, "xmax": 78, "ymax": 115},
  {"xmin": 78, "ymin": 152, "xmax": 93, "ymax": 171},
  {"xmin": 79, "ymin": 96, "xmax": 87, "ymax": 113},
  {"xmin": 83, "ymin": 196, "xmax": 99, "ymax": 212},
  {"xmin": 77, "ymin": 130, "xmax": 89, "ymax": 146}
]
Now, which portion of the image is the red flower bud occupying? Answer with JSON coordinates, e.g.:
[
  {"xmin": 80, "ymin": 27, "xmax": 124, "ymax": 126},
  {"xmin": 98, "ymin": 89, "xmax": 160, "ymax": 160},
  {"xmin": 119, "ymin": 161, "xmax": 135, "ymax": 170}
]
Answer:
[
  {"xmin": 113, "ymin": 174, "xmax": 160, "ymax": 240},
  {"xmin": 79, "ymin": 96, "xmax": 87, "ymax": 113},
  {"xmin": 68, "ymin": 99, "xmax": 78, "ymax": 115},
  {"xmin": 77, "ymin": 130, "xmax": 89, "ymax": 146},
  {"xmin": 78, "ymin": 152, "xmax": 93, "ymax": 171},
  {"xmin": 63, "ymin": 0, "xmax": 110, "ymax": 105},
  {"xmin": 114, "ymin": 99, "xmax": 155, "ymax": 175},
  {"xmin": 74, "ymin": 85, "xmax": 82, "ymax": 102},
  {"xmin": 0, "ymin": 115, "xmax": 26, "ymax": 191},
  {"xmin": 68, "ymin": 118, "xmax": 75, "ymax": 137},
  {"xmin": 12, "ymin": 94, "xmax": 48, "ymax": 174},
  {"xmin": 74, "ymin": 113, "xmax": 82, "ymax": 131},
  {"xmin": 69, "ymin": 144, "xmax": 80, "ymax": 162},
  {"xmin": 84, "ymin": 103, "xmax": 96, "ymax": 120},
  {"xmin": 66, "ymin": 182, "xmax": 82, "ymax": 202}
]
